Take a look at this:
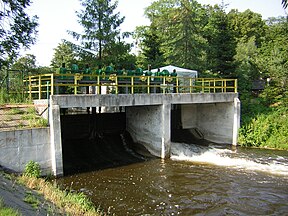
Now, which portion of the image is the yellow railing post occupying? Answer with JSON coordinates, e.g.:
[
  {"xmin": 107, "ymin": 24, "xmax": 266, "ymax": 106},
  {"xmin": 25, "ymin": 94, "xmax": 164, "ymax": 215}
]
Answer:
[
  {"xmin": 38, "ymin": 75, "xmax": 42, "ymax": 99},
  {"xmin": 202, "ymin": 78, "xmax": 204, "ymax": 93},
  {"xmin": 224, "ymin": 80, "xmax": 227, "ymax": 93},
  {"xmin": 235, "ymin": 79, "xmax": 238, "ymax": 93},
  {"xmin": 131, "ymin": 76, "xmax": 134, "ymax": 94},
  {"xmin": 115, "ymin": 76, "xmax": 118, "ymax": 94},
  {"xmin": 176, "ymin": 77, "xmax": 179, "ymax": 93},
  {"xmin": 29, "ymin": 76, "xmax": 32, "ymax": 100},
  {"xmin": 190, "ymin": 78, "xmax": 192, "ymax": 93},
  {"xmin": 213, "ymin": 79, "xmax": 216, "ymax": 93},
  {"xmin": 162, "ymin": 77, "xmax": 165, "ymax": 94},
  {"xmin": 50, "ymin": 73, "xmax": 54, "ymax": 96},
  {"xmin": 97, "ymin": 75, "xmax": 100, "ymax": 94},
  {"xmin": 147, "ymin": 76, "xmax": 150, "ymax": 94},
  {"xmin": 74, "ymin": 74, "xmax": 77, "ymax": 95}
]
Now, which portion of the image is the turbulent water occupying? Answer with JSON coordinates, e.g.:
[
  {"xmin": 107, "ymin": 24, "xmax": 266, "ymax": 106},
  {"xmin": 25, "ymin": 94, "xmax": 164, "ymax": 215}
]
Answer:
[{"xmin": 56, "ymin": 142, "xmax": 288, "ymax": 215}]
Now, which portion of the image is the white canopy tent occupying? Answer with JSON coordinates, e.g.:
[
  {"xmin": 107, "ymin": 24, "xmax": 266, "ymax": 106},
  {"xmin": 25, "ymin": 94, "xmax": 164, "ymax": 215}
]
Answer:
[{"xmin": 149, "ymin": 65, "xmax": 198, "ymax": 78}]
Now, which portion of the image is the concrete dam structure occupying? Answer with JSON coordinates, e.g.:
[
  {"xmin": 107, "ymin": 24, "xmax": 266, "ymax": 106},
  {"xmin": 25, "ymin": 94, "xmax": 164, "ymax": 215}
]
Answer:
[{"xmin": 49, "ymin": 93, "xmax": 240, "ymax": 176}]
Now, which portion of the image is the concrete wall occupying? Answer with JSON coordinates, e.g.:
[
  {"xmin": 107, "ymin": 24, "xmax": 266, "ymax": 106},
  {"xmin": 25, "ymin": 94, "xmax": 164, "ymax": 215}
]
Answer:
[
  {"xmin": 181, "ymin": 101, "xmax": 239, "ymax": 144},
  {"xmin": 34, "ymin": 99, "xmax": 49, "ymax": 119},
  {"xmin": 126, "ymin": 104, "xmax": 171, "ymax": 158},
  {"xmin": 0, "ymin": 128, "xmax": 51, "ymax": 175}
]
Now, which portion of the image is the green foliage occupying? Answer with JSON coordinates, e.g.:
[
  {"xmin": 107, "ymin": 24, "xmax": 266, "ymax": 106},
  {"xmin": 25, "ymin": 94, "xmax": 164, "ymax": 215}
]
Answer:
[
  {"xmin": 50, "ymin": 41, "xmax": 78, "ymax": 69},
  {"xmin": 10, "ymin": 54, "xmax": 37, "ymax": 75},
  {"xmin": 67, "ymin": 0, "xmax": 132, "ymax": 68},
  {"xmin": 0, "ymin": 198, "xmax": 21, "ymax": 216},
  {"xmin": 228, "ymin": 9, "xmax": 266, "ymax": 46},
  {"xmin": 24, "ymin": 161, "xmax": 41, "ymax": 178},
  {"xmin": 144, "ymin": 0, "xmax": 208, "ymax": 70},
  {"xmin": 258, "ymin": 17, "xmax": 288, "ymax": 90},
  {"xmin": 239, "ymin": 101, "xmax": 288, "ymax": 149},
  {"xmin": 23, "ymin": 192, "xmax": 40, "ymax": 209},
  {"xmin": 0, "ymin": 0, "xmax": 38, "ymax": 68},
  {"xmin": 204, "ymin": 5, "xmax": 236, "ymax": 76},
  {"xmin": 0, "ymin": 88, "xmax": 29, "ymax": 104},
  {"xmin": 135, "ymin": 25, "xmax": 165, "ymax": 69}
]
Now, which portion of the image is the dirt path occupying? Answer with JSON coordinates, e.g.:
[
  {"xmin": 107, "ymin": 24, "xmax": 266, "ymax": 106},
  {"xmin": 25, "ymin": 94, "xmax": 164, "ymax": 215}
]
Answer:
[{"xmin": 0, "ymin": 170, "xmax": 60, "ymax": 216}]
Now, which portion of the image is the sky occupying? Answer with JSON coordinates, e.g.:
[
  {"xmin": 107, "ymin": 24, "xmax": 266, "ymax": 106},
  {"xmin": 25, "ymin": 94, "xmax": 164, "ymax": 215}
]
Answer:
[{"xmin": 22, "ymin": 0, "xmax": 287, "ymax": 67}]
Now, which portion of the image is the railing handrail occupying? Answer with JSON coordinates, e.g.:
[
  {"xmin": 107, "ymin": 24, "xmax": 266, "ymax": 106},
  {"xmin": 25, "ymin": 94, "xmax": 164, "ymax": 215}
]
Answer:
[{"xmin": 23, "ymin": 73, "xmax": 238, "ymax": 100}]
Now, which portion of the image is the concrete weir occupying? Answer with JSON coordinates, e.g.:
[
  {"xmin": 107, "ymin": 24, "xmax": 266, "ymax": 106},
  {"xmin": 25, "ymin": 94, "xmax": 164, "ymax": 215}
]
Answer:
[{"xmin": 49, "ymin": 93, "xmax": 240, "ymax": 176}]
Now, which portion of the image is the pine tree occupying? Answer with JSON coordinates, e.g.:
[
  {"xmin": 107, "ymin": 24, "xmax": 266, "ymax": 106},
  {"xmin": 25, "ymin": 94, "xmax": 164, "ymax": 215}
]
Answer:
[{"xmin": 69, "ymin": 0, "xmax": 125, "ymax": 66}]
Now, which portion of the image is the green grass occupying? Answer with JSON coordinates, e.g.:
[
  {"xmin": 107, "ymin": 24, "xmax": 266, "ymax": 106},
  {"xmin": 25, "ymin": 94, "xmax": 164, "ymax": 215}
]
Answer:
[
  {"xmin": 18, "ymin": 176, "xmax": 104, "ymax": 216},
  {"xmin": 7, "ymin": 108, "xmax": 25, "ymax": 115},
  {"xmin": 23, "ymin": 192, "xmax": 40, "ymax": 209},
  {"xmin": 3, "ymin": 106, "xmax": 48, "ymax": 129},
  {"xmin": 0, "ymin": 198, "xmax": 21, "ymax": 216}
]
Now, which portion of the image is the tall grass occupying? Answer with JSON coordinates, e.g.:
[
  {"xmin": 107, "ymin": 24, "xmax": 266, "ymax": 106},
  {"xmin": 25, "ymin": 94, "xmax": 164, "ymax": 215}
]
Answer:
[
  {"xmin": 0, "ymin": 88, "xmax": 30, "ymax": 105},
  {"xmin": 18, "ymin": 176, "xmax": 104, "ymax": 216}
]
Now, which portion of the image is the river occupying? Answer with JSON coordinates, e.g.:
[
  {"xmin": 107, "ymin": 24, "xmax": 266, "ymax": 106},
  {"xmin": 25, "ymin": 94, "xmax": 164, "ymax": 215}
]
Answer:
[{"xmin": 56, "ymin": 142, "xmax": 288, "ymax": 215}]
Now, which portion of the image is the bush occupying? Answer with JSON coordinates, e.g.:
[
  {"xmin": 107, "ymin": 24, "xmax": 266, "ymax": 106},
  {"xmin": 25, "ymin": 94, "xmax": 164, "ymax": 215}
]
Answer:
[
  {"xmin": 238, "ymin": 104, "xmax": 288, "ymax": 149},
  {"xmin": 24, "ymin": 161, "xmax": 41, "ymax": 178}
]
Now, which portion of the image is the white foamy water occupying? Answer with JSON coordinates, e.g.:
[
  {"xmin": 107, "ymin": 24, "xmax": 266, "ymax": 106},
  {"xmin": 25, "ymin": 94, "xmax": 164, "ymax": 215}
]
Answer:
[{"xmin": 171, "ymin": 143, "xmax": 288, "ymax": 176}]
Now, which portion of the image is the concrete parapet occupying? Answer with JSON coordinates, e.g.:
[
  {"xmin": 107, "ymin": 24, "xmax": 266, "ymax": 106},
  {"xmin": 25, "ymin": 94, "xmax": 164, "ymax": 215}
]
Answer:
[{"xmin": 51, "ymin": 93, "xmax": 238, "ymax": 108}]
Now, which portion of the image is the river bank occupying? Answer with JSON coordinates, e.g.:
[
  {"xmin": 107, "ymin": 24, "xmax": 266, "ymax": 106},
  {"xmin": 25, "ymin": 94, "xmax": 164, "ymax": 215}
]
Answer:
[
  {"xmin": 0, "ymin": 168, "xmax": 105, "ymax": 216},
  {"xmin": 0, "ymin": 170, "xmax": 60, "ymax": 215}
]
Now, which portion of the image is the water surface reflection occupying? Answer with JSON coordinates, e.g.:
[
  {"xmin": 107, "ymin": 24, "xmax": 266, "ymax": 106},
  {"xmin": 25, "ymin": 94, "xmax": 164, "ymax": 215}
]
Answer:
[{"xmin": 57, "ymin": 144, "xmax": 288, "ymax": 215}]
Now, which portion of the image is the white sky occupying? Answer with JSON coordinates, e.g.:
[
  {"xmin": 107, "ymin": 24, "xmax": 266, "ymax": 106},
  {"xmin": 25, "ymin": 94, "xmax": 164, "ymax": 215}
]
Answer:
[{"xmin": 23, "ymin": 0, "xmax": 287, "ymax": 66}]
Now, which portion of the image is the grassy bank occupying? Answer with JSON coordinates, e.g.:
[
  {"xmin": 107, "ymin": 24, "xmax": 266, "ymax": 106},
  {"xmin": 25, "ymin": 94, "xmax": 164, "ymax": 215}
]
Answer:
[
  {"xmin": 18, "ymin": 176, "xmax": 104, "ymax": 216},
  {"xmin": 238, "ymin": 95, "xmax": 288, "ymax": 150},
  {"xmin": 0, "ymin": 198, "xmax": 21, "ymax": 216}
]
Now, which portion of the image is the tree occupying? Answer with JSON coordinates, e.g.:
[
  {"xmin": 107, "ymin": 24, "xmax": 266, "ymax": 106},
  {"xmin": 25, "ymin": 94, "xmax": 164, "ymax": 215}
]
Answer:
[
  {"xmin": 50, "ymin": 41, "xmax": 78, "ymax": 69},
  {"xmin": 0, "ymin": 0, "xmax": 38, "ymax": 68},
  {"xmin": 68, "ymin": 0, "xmax": 129, "ymax": 67},
  {"xmin": 11, "ymin": 54, "xmax": 37, "ymax": 73},
  {"xmin": 257, "ymin": 17, "xmax": 288, "ymax": 92},
  {"xmin": 234, "ymin": 37, "xmax": 259, "ymax": 92},
  {"xmin": 144, "ymin": 0, "xmax": 207, "ymax": 70},
  {"xmin": 282, "ymin": 0, "xmax": 288, "ymax": 9},
  {"xmin": 135, "ymin": 25, "xmax": 165, "ymax": 69},
  {"xmin": 228, "ymin": 9, "xmax": 266, "ymax": 46},
  {"xmin": 204, "ymin": 5, "xmax": 236, "ymax": 76}
]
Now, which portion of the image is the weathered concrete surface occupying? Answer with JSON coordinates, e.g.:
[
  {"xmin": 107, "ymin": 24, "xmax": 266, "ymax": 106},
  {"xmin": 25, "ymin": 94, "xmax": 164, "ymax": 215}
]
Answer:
[
  {"xmin": 34, "ymin": 99, "xmax": 49, "ymax": 119},
  {"xmin": 50, "ymin": 93, "xmax": 238, "ymax": 108},
  {"xmin": 49, "ymin": 104, "xmax": 63, "ymax": 176},
  {"xmin": 181, "ymin": 103, "xmax": 234, "ymax": 144},
  {"xmin": 0, "ymin": 128, "xmax": 51, "ymax": 175},
  {"xmin": 126, "ymin": 103, "xmax": 171, "ymax": 158}
]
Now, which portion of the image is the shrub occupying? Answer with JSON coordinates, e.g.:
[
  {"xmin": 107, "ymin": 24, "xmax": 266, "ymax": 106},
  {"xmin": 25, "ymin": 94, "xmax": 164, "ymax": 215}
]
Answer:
[{"xmin": 24, "ymin": 161, "xmax": 41, "ymax": 178}]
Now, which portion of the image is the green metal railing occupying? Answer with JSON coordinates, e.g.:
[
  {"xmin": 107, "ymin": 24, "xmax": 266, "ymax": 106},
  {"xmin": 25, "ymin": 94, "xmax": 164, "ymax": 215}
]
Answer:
[{"xmin": 23, "ymin": 73, "xmax": 237, "ymax": 100}]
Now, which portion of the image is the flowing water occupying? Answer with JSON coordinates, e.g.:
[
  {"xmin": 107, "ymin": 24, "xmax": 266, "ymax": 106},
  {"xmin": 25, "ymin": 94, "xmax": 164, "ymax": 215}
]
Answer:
[{"xmin": 56, "ymin": 142, "xmax": 288, "ymax": 215}]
